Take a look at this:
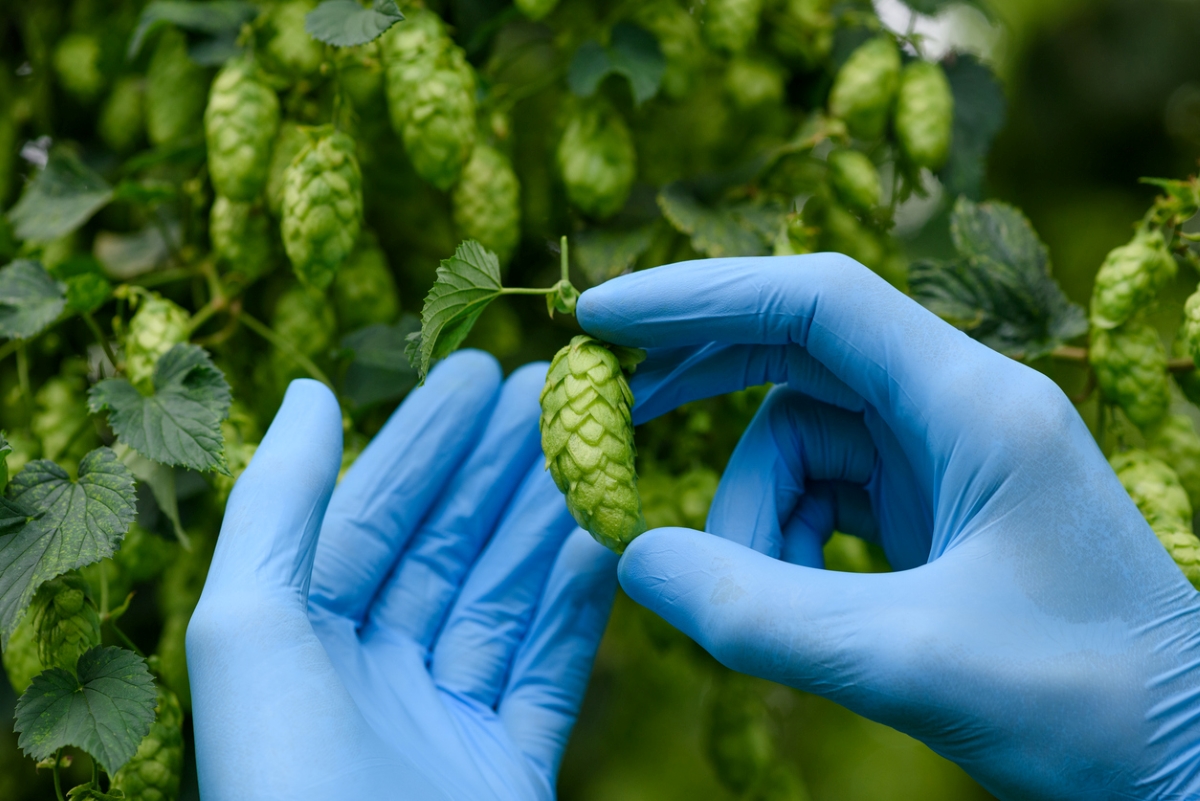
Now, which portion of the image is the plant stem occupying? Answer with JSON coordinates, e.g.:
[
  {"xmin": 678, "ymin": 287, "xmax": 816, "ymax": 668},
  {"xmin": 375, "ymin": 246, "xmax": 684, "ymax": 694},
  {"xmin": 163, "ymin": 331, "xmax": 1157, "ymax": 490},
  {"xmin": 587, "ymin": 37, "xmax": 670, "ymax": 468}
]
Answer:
[
  {"xmin": 560, "ymin": 235, "xmax": 570, "ymax": 283},
  {"xmin": 83, "ymin": 312, "xmax": 120, "ymax": 375},
  {"xmin": 499, "ymin": 287, "xmax": 557, "ymax": 296},
  {"xmin": 53, "ymin": 749, "xmax": 65, "ymax": 801},
  {"xmin": 107, "ymin": 619, "xmax": 144, "ymax": 657},
  {"xmin": 239, "ymin": 312, "xmax": 335, "ymax": 390},
  {"xmin": 133, "ymin": 268, "xmax": 196, "ymax": 288}
]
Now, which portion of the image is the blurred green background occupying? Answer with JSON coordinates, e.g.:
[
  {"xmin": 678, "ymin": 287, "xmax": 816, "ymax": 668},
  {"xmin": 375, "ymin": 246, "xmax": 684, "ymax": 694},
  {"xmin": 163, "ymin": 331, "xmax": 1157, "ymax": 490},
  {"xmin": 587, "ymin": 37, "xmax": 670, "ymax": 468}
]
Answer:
[{"xmin": 3, "ymin": 0, "xmax": 1200, "ymax": 799}]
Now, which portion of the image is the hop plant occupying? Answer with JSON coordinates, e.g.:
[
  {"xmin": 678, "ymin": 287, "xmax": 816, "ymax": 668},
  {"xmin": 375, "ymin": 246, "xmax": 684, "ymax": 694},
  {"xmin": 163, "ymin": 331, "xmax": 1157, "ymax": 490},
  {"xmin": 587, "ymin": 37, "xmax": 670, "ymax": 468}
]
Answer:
[
  {"xmin": 771, "ymin": 0, "xmax": 834, "ymax": 70},
  {"xmin": 1089, "ymin": 320, "xmax": 1170, "ymax": 428},
  {"xmin": 114, "ymin": 524, "xmax": 177, "ymax": 587},
  {"xmin": 30, "ymin": 574, "xmax": 102, "ymax": 673},
  {"xmin": 99, "ymin": 76, "xmax": 145, "ymax": 154},
  {"xmin": 557, "ymin": 101, "xmax": 637, "ymax": 219},
  {"xmin": 210, "ymin": 196, "xmax": 274, "ymax": 280},
  {"xmin": 701, "ymin": 0, "xmax": 764, "ymax": 54},
  {"xmin": 205, "ymin": 59, "xmax": 281, "ymax": 201},
  {"xmin": 515, "ymin": 0, "xmax": 560, "ymax": 21},
  {"xmin": 263, "ymin": 0, "xmax": 325, "ymax": 78},
  {"xmin": 381, "ymin": 10, "xmax": 477, "ymax": 190},
  {"xmin": 280, "ymin": 128, "xmax": 364, "ymax": 289},
  {"xmin": 1091, "ymin": 229, "xmax": 1177, "ymax": 330},
  {"xmin": 33, "ymin": 372, "xmax": 94, "ymax": 464},
  {"xmin": 676, "ymin": 467, "xmax": 719, "ymax": 529},
  {"xmin": 125, "ymin": 294, "xmax": 191, "ymax": 389},
  {"xmin": 827, "ymin": 149, "xmax": 881, "ymax": 213},
  {"xmin": 452, "ymin": 144, "xmax": 521, "ymax": 267},
  {"xmin": 109, "ymin": 684, "xmax": 184, "ymax": 801},
  {"xmin": 53, "ymin": 32, "xmax": 104, "ymax": 100},
  {"xmin": 266, "ymin": 122, "xmax": 309, "ymax": 217},
  {"xmin": 724, "ymin": 55, "xmax": 786, "ymax": 110},
  {"xmin": 773, "ymin": 212, "xmax": 815, "ymax": 257},
  {"xmin": 828, "ymin": 36, "xmax": 901, "ymax": 140},
  {"xmin": 707, "ymin": 672, "xmax": 774, "ymax": 793},
  {"xmin": 1151, "ymin": 522, "xmax": 1200, "ymax": 590},
  {"xmin": 333, "ymin": 233, "xmax": 400, "ymax": 330},
  {"xmin": 1172, "ymin": 335, "xmax": 1200, "ymax": 408},
  {"xmin": 2, "ymin": 611, "xmax": 43, "ymax": 695},
  {"xmin": 1111, "ymin": 450, "xmax": 1200, "ymax": 589},
  {"xmin": 269, "ymin": 285, "xmax": 337, "ymax": 391},
  {"xmin": 540, "ymin": 336, "xmax": 646, "ymax": 552},
  {"xmin": 893, "ymin": 60, "xmax": 954, "ymax": 170},
  {"xmin": 213, "ymin": 419, "xmax": 258, "ymax": 507},
  {"xmin": 145, "ymin": 27, "xmax": 210, "ymax": 147},
  {"xmin": 632, "ymin": 1, "xmax": 704, "ymax": 99},
  {"xmin": 1145, "ymin": 414, "xmax": 1200, "ymax": 511}
]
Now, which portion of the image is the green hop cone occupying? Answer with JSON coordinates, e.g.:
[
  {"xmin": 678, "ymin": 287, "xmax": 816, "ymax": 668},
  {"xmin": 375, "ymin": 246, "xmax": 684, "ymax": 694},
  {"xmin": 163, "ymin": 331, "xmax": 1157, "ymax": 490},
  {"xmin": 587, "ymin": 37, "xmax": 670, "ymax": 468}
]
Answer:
[
  {"xmin": 707, "ymin": 671, "xmax": 774, "ymax": 793},
  {"xmin": 724, "ymin": 55, "xmax": 786, "ymax": 110},
  {"xmin": 53, "ymin": 32, "xmax": 105, "ymax": 100},
  {"xmin": 1181, "ymin": 286, "xmax": 1200, "ymax": 364},
  {"xmin": 771, "ymin": 0, "xmax": 834, "ymax": 70},
  {"xmin": 632, "ymin": 1, "xmax": 704, "ymax": 99},
  {"xmin": 145, "ymin": 27, "xmax": 210, "ymax": 147},
  {"xmin": 702, "ymin": 0, "xmax": 764, "ymax": 54},
  {"xmin": 30, "ymin": 574, "xmax": 101, "ymax": 673},
  {"xmin": 269, "ymin": 284, "xmax": 337, "ymax": 392},
  {"xmin": 773, "ymin": 212, "xmax": 814, "ymax": 256},
  {"xmin": 1145, "ymin": 414, "xmax": 1200, "ymax": 512},
  {"xmin": 280, "ymin": 128, "xmax": 364, "ymax": 289},
  {"xmin": 125, "ymin": 294, "xmax": 191, "ymax": 389},
  {"xmin": 115, "ymin": 523, "xmax": 176, "ymax": 586},
  {"xmin": 263, "ymin": 0, "xmax": 325, "ymax": 79},
  {"xmin": 827, "ymin": 149, "xmax": 881, "ymax": 213},
  {"xmin": 1151, "ymin": 521, "xmax": 1200, "ymax": 590},
  {"xmin": 828, "ymin": 36, "xmax": 901, "ymax": 140},
  {"xmin": 540, "ymin": 336, "xmax": 646, "ymax": 552},
  {"xmin": 1110, "ymin": 450, "xmax": 1192, "ymax": 530},
  {"xmin": 211, "ymin": 196, "xmax": 274, "ymax": 280},
  {"xmin": 452, "ymin": 144, "xmax": 521, "ymax": 267},
  {"xmin": 99, "ymin": 76, "xmax": 145, "ymax": 153},
  {"xmin": 515, "ymin": 0, "xmax": 560, "ymax": 20},
  {"xmin": 1091, "ymin": 229, "xmax": 1177, "ymax": 330},
  {"xmin": 2, "ymin": 610, "xmax": 43, "ymax": 694},
  {"xmin": 110, "ymin": 684, "xmax": 184, "ymax": 801},
  {"xmin": 557, "ymin": 101, "xmax": 637, "ymax": 219},
  {"xmin": 893, "ymin": 60, "xmax": 954, "ymax": 170},
  {"xmin": 33, "ymin": 372, "xmax": 96, "ymax": 464},
  {"xmin": 205, "ymin": 58, "xmax": 281, "ymax": 201},
  {"xmin": 266, "ymin": 122, "xmax": 309, "ymax": 217},
  {"xmin": 333, "ymin": 233, "xmax": 400, "ymax": 331},
  {"xmin": 1089, "ymin": 320, "xmax": 1170, "ymax": 428}
]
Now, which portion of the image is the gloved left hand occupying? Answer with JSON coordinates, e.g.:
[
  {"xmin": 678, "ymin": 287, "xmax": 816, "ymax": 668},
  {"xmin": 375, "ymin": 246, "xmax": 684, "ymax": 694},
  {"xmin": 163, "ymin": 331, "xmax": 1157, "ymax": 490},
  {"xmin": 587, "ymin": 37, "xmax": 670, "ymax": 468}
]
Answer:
[{"xmin": 187, "ymin": 351, "xmax": 618, "ymax": 801}]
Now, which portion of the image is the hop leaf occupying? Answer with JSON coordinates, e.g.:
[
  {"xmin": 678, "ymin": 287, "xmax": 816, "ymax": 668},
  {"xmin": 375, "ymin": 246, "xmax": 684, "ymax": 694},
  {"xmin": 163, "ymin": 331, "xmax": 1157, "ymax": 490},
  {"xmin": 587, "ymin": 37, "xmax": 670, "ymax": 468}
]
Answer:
[
  {"xmin": 6, "ymin": 150, "xmax": 114, "ymax": 243},
  {"xmin": 204, "ymin": 58, "xmax": 281, "ymax": 201},
  {"xmin": 14, "ymin": 646, "xmax": 157, "ymax": 774},
  {"xmin": 0, "ymin": 448, "xmax": 137, "ymax": 648},
  {"xmin": 0, "ymin": 260, "xmax": 67, "ymax": 341},
  {"xmin": 305, "ymin": 0, "xmax": 404, "ymax": 47}
]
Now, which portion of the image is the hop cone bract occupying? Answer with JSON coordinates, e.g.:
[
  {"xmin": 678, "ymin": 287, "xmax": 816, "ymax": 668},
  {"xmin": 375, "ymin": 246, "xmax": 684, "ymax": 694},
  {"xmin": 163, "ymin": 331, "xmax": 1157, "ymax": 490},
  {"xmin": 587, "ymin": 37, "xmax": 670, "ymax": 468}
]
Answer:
[
  {"xmin": 1091, "ymin": 229, "xmax": 1177, "ymax": 330},
  {"xmin": 1089, "ymin": 320, "xmax": 1170, "ymax": 428},
  {"xmin": 702, "ymin": 0, "xmax": 763, "ymax": 54},
  {"xmin": 557, "ymin": 101, "xmax": 636, "ymax": 219},
  {"xmin": 266, "ymin": 122, "xmax": 309, "ymax": 217},
  {"xmin": 205, "ymin": 59, "xmax": 280, "ymax": 201},
  {"xmin": 333, "ymin": 233, "xmax": 400, "ymax": 330},
  {"xmin": 145, "ymin": 28, "xmax": 209, "ymax": 147},
  {"xmin": 893, "ymin": 60, "xmax": 954, "ymax": 169},
  {"xmin": 827, "ymin": 149, "xmax": 880, "ymax": 212},
  {"xmin": 30, "ymin": 574, "xmax": 101, "ymax": 673},
  {"xmin": 125, "ymin": 294, "xmax": 191, "ymax": 389},
  {"xmin": 280, "ymin": 128, "xmax": 363, "ymax": 289},
  {"xmin": 2, "ymin": 611, "xmax": 42, "ymax": 694},
  {"xmin": 1111, "ymin": 449, "xmax": 1200, "ymax": 589},
  {"xmin": 263, "ymin": 0, "xmax": 324, "ymax": 78},
  {"xmin": 110, "ymin": 684, "xmax": 184, "ymax": 801},
  {"xmin": 828, "ymin": 36, "xmax": 900, "ymax": 140},
  {"xmin": 99, "ymin": 76, "xmax": 145, "ymax": 154},
  {"xmin": 210, "ymin": 196, "xmax": 274, "ymax": 280},
  {"xmin": 540, "ymin": 336, "xmax": 645, "ymax": 552},
  {"xmin": 452, "ymin": 144, "xmax": 521, "ymax": 267}
]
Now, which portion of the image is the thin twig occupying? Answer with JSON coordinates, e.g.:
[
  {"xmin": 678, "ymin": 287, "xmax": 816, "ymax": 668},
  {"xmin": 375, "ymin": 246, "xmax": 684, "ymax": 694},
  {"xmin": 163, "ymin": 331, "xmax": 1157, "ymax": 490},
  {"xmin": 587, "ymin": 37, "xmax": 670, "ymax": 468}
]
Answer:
[
  {"xmin": 82, "ymin": 312, "xmax": 120, "ymax": 374},
  {"xmin": 239, "ymin": 311, "xmax": 335, "ymax": 390},
  {"xmin": 53, "ymin": 749, "xmax": 65, "ymax": 801}
]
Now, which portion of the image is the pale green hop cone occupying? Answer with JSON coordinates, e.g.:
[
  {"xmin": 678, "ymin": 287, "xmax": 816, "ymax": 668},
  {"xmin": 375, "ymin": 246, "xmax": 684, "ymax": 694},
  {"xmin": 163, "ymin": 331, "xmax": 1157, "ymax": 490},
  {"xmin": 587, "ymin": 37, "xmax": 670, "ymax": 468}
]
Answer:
[
  {"xmin": 828, "ymin": 36, "xmax": 901, "ymax": 140},
  {"xmin": 724, "ymin": 55, "xmax": 786, "ymax": 110},
  {"xmin": 2, "ymin": 611, "xmax": 43, "ymax": 694},
  {"xmin": 280, "ymin": 128, "xmax": 364, "ymax": 289},
  {"xmin": 707, "ymin": 671, "xmax": 774, "ymax": 793},
  {"xmin": 1181, "ymin": 286, "xmax": 1200, "ymax": 364},
  {"xmin": 827, "ymin": 149, "xmax": 881, "ymax": 213},
  {"xmin": 145, "ymin": 28, "xmax": 209, "ymax": 147},
  {"xmin": 1152, "ymin": 522, "xmax": 1200, "ymax": 590},
  {"xmin": 263, "ymin": 0, "xmax": 325, "ymax": 78},
  {"xmin": 30, "ymin": 574, "xmax": 101, "ymax": 673},
  {"xmin": 516, "ymin": 0, "xmax": 560, "ymax": 21},
  {"xmin": 266, "ymin": 122, "xmax": 309, "ymax": 217},
  {"xmin": 211, "ymin": 196, "xmax": 274, "ymax": 280},
  {"xmin": 1089, "ymin": 320, "xmax": 1170, "ymax": 428},
  {"xmin": 53, "ymin": 32, "xmax": 104, "ymax": 100},
  {"xmin": 702, "ymin": 0, "xmax": 764, "ymax": 54},
  {"xmin": 125, "ymin": 294, "xmax": 191, "ymax": 389},
  {"xmin": 893, "ymin": 60, "xmax": 954, "ymax": 170},
  {"xmin": 99, "ymin": 76, "xmax": 145, "ymax": 154},
  {"xmin": 333, "ymin": 233, "xmax": 400, "ymax": 330},
  {"xmin": 205, "ymin": 58, "xmax": 280, "ymax": 201},
  {"xmin": 110, "ymin": 684, "xmax": 184, "ymax": 801},
  {"xmin": 452, "ymin": 144, "xmax": 521, "ymax": 267},
  {"xmin": 557, "ymin": 101, "xmax": 637, "ymax": 219},
  {"xmin": 1110, "ymin": 449, "xmax": 1192, "ymax": 530},
  {"xmin": 1145, "ymin": 413, "xmax": 1200, "ymax": 512},
  {"xmin": 1091, "ymin": 229, "xmax": 1177, "ymax": 330},
  {"xmin": 540, "ymin": 336, "xmax": 645, "ymax": 552}
]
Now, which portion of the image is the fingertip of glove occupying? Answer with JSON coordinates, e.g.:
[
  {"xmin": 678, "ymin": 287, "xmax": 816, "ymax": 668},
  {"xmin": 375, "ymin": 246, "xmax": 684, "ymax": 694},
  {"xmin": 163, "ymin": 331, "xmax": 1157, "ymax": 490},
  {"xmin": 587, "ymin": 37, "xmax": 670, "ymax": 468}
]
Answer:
[{"xmin": 276, "ymin": 380, "xmax": 343, "ymax": 455}]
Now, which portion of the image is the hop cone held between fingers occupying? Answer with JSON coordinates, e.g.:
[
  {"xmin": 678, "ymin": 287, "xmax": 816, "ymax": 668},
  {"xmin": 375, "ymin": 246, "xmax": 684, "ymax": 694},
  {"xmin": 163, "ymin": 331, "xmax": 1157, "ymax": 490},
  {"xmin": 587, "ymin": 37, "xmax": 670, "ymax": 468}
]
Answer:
[{"xmin": 540, "ymin": 336, "xmax": 646, "ymax": 552}]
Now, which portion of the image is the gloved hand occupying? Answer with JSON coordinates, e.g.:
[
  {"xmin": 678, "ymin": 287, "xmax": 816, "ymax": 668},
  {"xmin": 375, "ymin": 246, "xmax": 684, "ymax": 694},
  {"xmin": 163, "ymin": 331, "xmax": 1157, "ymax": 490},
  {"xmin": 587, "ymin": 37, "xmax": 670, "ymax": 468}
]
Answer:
[
  {"xmin": 187, "ymin": 353, "xmax": 617, "ymax": 800},
  {"xmin": 578, "ymin": 255, "xmax": 1200, "ymax": 801}
]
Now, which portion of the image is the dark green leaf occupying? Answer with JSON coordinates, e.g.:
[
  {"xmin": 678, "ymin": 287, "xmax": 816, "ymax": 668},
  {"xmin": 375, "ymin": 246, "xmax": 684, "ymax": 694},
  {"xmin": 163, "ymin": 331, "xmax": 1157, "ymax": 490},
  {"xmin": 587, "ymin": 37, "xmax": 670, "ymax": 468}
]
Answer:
[
  {"xmin": 568, "ymin": 23, "xmax": 663, "ymax": 106},
  {"xmin": 899, "ymin": 0, "xmax": 991, "ymax": 17},
  {"xmin": 574, "ymin": 225, "xmax": 655, "ymax": 286},
  {"xmin": 89, "ymin": 344, "xmax": 232, "ymax": 474},
  {"xmin": 0, "ymin": 497, "xmax": 32, "ymax": 536},
  {"xmin": 339, "ymin": 316, "xmax": 420, "ymax": 410},
  {"xmin": 0, "ymin": 431, "xmax": 8, "ymax": 489},
  {"xmin": 112, "ymin": 180, "xmax": 179, "ymax": 206},
  {"xmin": 657, "ymin": 183, "xmax": 782, "ymax": 258},
  {"xmin": 7, "ymin": 150, "xmax": 113, "ymax": 243},
  {"xmin": 120, "ymin": 448, "xmax": 189, "ymax": 547},
  {"xmin": 0, "ymin": 448, "xmax": 137, "ymax": 647},
  {"xmin": 909, "ymin": 197, "xmax": 1087, "ymax": 360},
  {"xmin": 938, "ymin": 55, "xmax": 1006, "ymax": 200},
  {"xmin": 409, "ymin": 240, "xmax": 505, "ymax": 382},
  {"xmin": 0, "ymin": 260, "xmax": 67, "ymax": 340},
  {"xmin": 14, "ymin": 646, "xmax": 156, "ymax": 774},
  {"xmin": 305, "ymin": 0, "xmax": 404, "ymax": 47},
  {"xmin": 128, "ymin": 1, "xmax": 260, "ymax": 59}
]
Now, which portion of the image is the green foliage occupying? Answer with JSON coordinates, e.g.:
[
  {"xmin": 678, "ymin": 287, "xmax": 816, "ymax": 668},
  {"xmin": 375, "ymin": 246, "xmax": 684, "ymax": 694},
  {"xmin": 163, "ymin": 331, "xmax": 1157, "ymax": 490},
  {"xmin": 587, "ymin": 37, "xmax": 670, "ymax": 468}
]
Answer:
[
  {"xmin": 1090, "ymin": 320, "xmax": 1170, "ymax": 428},
  {"xmin": 827, "ymin": 149, "xmax": 881, "ymax": 213},
  {"xmin": 939, "ymin": 55, "xmax": 1006, "ymax": 199},
  {"xmin": 14, "ymin": 646, "xmax": 157, "ymax": 774},
  {"xmin": 333, "ymin": 234, "xmax": 400, "ymax": 330},
  {"xmin": 109, "ymin": 684, "xmax": 185, "ymax": 801},
  {"xmin": 702, "ymin": 0, "xmax": 763, "ymax": 55},
  {"xmin": 304, "ymin": 0, "xmax": 403, "ymax": 48},
  {"xmin": 205, "ymin": 58, "xmax": 281, "ymax": 202},
  {"xmin": 123, "ymin": 293, "xmax": 191, "ymax": 389},
  {"xmin": 30, "ymin": 573, "xmax": 102, "ymax": 673},
  {"xmin": 7, "ymin": 150, "xmax": 114, "ymax": 243},
  {"xmin": 568, "ymin": 23, "xmax": 666, "ymax": 107},
  {"xmin": 541, "ymin": 335, "xmax": 645, "ymax": 553},
  {"xmin": 263, "ymin": 0, "xmax": 326, "ymax": 78},
  {"xmin": 1110, "ymin": 450, "xmax": 1200, "ymax": 588},
  {"xmin": 0, "ymin": 260, "xmax": 66, "ymax": 340}
]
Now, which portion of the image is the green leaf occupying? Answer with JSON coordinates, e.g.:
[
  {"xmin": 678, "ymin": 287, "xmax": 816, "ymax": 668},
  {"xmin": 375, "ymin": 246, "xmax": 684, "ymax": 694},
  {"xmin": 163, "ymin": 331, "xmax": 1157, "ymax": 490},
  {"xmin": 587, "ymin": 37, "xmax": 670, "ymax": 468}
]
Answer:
[
  {"xmin": 339, "ymin": 316, "xmax": 419, "ymax": 410},
  {"xmin": 938, "ymin": 55, "xmax": 1006, "ymax": 200},
  {"xmin": 408, "ymin": 240, "xmax": 505, "ymax": 382},
  {"xmin": 568, "ymin": 23, "xmax": 664, "ymax": 106},
  {"xmin": 118, "ymin": 446, "xmax": 189, "ymax": 548},
  {"xmin": 128, "ymin": 0, "xmax": 260, "ymax": 60},
  {"xmin": 14, "ymin": 646, "xmax": 157, "ymax": 774},
  {"xmin": 0, "ymin": 448, "xmax": 137, "ymax": 647},
  {"xmin": 0, "ymin": 496, "xmax": 32, "ymax": 536},
  {"xmin": 574, "ymin": 225, "xmax": 656, "ymax": 286},
  {"xmin": 0, "ymin": 260, "xmax": 67, "ymax": 340},
  {"xmin": 899, "ymin": 0, "xmax": 992, "ymax": 17},
  {"xmin": 909, "ymin": 197, "xmax": 1087, "ymax": 360},
  {"xmin": 657, "ymin": 183, "xmax": 783, "ymax": 258},
  {"xmin": 0, "ymin": 431, "xmax": 8, "ymax": 489},
  {"xmin": 305, "ymin": 0, "xmax": 404, "ymax": 47},
  {"xmin": 89, "ymin": 344, "xmax": 232, "ymax": 474},
  {"xmin": 7, "ymin": 149, "xmax": 114, "ymax": 243}
]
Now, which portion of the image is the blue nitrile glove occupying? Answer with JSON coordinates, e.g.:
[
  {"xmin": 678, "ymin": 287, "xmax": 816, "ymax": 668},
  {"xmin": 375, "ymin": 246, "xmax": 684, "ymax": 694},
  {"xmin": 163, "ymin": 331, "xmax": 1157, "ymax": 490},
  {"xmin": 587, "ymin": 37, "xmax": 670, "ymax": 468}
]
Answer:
[
  {"xmin": 578, "ymin": 255, "xmax": 1200, "ymax": 801},
  {"xmin": 187, "ymin": 352, "xmax": 618, "ymax": 801}
]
